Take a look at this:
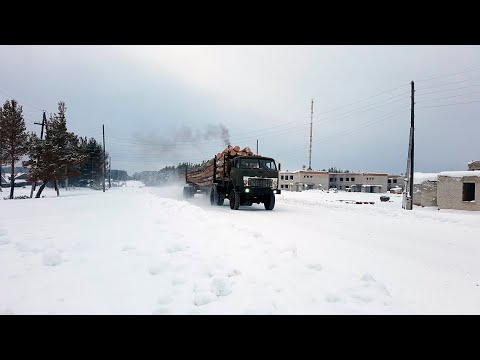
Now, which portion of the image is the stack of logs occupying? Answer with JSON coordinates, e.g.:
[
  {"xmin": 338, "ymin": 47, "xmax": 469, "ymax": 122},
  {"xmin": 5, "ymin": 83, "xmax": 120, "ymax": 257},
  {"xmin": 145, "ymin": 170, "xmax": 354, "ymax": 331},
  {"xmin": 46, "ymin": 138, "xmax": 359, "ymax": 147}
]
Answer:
[{"xmin": 186, "ymin": 145, "xmax": 257, "ymax": 187}]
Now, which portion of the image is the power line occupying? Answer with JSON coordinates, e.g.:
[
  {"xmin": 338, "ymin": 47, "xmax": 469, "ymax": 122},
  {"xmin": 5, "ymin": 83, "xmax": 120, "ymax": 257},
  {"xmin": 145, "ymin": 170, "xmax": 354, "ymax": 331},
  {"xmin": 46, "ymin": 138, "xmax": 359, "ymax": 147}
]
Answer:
[
  {"xmin": 280, "ymin": 106, "xmax": 411, "ymax": 163},
  {"xmin": 0, "ymin": 88, "xmax": 45, "ymax": 112},
  {"xmin": 234, "ymin": 97, "xmax": 410, "ymax": 142},
  {"xmin": 416, "ymin": 90, "xmax": 480, "ymax": 103},
  {"xmin": 415, "ymin": 83, "xmax": 480, "ymax": 96},
  {"xmin": 231, "ymin": 84, "xmax": 410, "ymax": 138},
  {"xmin": 416, "ymin": 74, "xmax": 480, "ymax": 91},
  {"xmin": 311, "ymin": 84, "xmax": 410, "ymax": 118},
  {"xmin": 416, "ymin": 65, "xmax": 480, "ymax": 83},
  {"xmin": 102, "ymin": 95, "xmax": 411, "ymax": 156},
  {"xmin": 417, "ymin": 99, "xmax": 480, "ymax": 109}
]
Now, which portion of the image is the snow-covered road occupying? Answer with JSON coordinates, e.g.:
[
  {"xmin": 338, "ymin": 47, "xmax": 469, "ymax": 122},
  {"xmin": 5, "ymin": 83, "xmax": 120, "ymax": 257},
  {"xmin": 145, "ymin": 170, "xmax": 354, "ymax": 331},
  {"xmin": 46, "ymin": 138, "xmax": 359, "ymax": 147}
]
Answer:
[{"xmin": 1, "ymin": 182, "xmax": 479, "ymax": 314}]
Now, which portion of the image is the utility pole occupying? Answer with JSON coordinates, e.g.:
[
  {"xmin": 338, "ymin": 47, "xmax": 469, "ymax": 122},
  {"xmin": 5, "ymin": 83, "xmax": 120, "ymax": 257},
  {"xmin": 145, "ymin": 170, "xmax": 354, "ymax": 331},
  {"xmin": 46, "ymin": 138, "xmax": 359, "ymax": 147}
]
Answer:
[
  {"xmin": 0, "ymin": 130, "xmax": 2, "ymax": 192},
  {"xmin": 108, "ymin": 156, "xmax": 111, "ymax": 188},
  {"xmin": 308, "ymin": 99, "xmax": 313, "ymax": 170},
  {"xmin": 102, "ymin": 124, "xmax": 106, "ymax": 192},
  {"xmin": 256, "ymin": 139, "xmax": 258, "ymax": 155},
  {"xmin": 409, "ymin": 81, "xmax": 415, "ymax": 208},
  {"xmin": 404, "ymin": 81, "xmax": 415, "ymax": 210},
  {"xmin": 30, "ymin": 111, "xmax": 47, "ymax": 198}
]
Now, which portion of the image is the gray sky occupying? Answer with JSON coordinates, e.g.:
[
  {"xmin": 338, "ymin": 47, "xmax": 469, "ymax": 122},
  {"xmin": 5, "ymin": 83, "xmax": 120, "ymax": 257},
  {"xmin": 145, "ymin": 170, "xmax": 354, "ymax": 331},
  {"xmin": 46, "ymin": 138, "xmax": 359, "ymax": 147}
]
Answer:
[{"xmin": 1, "ymin": 45, "xmax": 479, "ymax": 175}]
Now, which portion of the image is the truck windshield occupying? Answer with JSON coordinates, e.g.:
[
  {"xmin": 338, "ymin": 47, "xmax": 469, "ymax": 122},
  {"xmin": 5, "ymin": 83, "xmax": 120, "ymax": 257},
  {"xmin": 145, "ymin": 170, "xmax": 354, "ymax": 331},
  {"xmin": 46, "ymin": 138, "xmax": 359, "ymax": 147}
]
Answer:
[{"xmin": 240, "ymin": 159, "xmax": 276, "ymax": 170}]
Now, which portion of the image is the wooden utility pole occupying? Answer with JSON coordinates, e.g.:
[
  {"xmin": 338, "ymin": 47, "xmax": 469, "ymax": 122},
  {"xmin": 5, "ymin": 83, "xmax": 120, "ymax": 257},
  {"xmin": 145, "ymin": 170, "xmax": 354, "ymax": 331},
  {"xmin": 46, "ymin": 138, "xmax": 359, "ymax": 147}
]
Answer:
[
  {"xmin": 30, "ymin": 111, "xmax": 47, "ymax": 198},
  {"xmin": 256, "ymin": 139, "xmax": 258, "ymax": 155},
  {"xmin": 102, "ymin": 124, "xmax": 106, "ymax": 192},
  {"xmin": 0, "ymin": 133, "xmax": 2, "ymax": 192},
  {"xmin": 308, "ymin": 99, "xmax": 313, "ymax": 170},
  {"xmin": 409, "ymin": 81, "xmax": 415, "ymax": 208},
  {"xmin": 404, "ymin": 81, "xmax": 415, "ymax": 210},
  {"xmin": 108, "ymin": 156, "xmax": 111, "ymax": 188}
]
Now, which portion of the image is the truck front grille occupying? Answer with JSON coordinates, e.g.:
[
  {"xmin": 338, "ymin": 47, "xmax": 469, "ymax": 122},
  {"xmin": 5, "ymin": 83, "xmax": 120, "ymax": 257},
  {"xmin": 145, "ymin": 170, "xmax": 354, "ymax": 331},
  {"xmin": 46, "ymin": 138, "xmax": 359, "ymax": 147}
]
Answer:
[{"xmin": 248, "ymin": 178, "xmax": 273, "ymax": 188}]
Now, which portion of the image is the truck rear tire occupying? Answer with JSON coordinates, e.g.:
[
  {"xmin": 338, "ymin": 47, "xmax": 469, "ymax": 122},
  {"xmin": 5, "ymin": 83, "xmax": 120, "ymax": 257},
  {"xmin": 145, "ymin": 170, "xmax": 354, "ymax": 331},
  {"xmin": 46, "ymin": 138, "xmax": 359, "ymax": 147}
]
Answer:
[
  {"xmin": 210, "ymin": 188, "xmax": 215, "ymax": 205},
  {"xmin": 184, "ymin": 187, "xmax": 193, "ymax": 199},
  {"xmin": 229, "ymin": 190, "xmax": 240, "ymax": 210},
  {"xmin": 264, "ymin": 194, "xmax": 275, "ymax": 210},
  {"xmin": 216, "ymin": 190, "xmax": 225, "ymax": 206}
]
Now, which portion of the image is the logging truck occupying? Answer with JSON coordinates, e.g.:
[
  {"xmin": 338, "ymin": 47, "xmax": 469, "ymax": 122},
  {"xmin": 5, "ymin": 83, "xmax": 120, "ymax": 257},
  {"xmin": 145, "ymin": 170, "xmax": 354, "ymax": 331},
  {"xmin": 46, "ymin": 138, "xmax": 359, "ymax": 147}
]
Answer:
[{"xmin": 183, "ymin": 145, "xmax": 281, "ymax": 210}]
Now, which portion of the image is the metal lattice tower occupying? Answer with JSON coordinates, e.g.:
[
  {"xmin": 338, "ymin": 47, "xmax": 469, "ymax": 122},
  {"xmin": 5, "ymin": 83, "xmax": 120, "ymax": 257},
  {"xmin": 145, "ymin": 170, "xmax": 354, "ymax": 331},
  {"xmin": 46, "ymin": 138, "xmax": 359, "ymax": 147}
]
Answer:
[{"xmin": 308, "ymin": 99, "xmax": 313, "ymax": 170}]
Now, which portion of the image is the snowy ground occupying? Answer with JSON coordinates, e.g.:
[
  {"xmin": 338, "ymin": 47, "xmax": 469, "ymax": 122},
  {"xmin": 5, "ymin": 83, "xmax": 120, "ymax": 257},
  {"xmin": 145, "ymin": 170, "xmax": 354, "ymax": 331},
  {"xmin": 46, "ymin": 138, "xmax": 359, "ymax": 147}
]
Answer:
[{"xmin": 1, "ymin": 181, "xmax": 480, "ymax": 314}]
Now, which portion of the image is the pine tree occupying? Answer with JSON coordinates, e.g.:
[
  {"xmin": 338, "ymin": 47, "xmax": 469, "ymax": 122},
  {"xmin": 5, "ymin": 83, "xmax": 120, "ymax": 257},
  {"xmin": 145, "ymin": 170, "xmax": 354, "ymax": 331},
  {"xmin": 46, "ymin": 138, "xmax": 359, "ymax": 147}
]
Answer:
[
  {"xmin": 27, "ymin": 101, "xmax": 88, "ymax": 197},
  {"xmin": 0, "ymin": 100, "xmax": 29, "ymax": 199},
  {"xmin": 71, "ymin": 137, "xmax": 107, "ymax": 188}
]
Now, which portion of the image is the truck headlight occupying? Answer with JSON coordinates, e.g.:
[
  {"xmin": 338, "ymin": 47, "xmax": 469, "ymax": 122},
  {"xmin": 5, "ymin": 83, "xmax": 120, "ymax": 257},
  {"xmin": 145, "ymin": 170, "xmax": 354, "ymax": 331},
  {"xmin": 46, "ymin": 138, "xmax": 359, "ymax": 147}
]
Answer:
[{"xmin": 271, "ymin": 179, "xmax": 278, "ymax": 189}]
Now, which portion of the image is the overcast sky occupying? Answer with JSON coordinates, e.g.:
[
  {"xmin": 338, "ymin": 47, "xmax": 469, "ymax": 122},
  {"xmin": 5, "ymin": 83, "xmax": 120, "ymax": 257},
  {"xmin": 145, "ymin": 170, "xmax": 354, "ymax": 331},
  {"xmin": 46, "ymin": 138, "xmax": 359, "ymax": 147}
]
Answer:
[{"xmin": 1, "ymin": 45, "xmax": 479, "ymax": 175}]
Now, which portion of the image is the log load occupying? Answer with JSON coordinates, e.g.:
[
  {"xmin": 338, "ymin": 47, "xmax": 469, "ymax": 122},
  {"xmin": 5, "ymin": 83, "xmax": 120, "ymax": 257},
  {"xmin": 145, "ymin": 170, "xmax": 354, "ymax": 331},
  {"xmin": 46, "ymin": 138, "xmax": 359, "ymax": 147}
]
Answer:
[{"xmin": 186, "ymin": 145, "xmax": 258, "ymax": 186}]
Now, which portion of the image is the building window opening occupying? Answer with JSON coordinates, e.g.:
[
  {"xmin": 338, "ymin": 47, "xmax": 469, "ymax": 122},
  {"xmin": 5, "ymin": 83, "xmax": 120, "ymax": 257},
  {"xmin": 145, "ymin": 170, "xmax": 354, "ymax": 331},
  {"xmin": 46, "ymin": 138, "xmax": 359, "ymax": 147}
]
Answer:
[{"xmin": 463, "ymin": 183, "xmax": 475, "ymax": 201}]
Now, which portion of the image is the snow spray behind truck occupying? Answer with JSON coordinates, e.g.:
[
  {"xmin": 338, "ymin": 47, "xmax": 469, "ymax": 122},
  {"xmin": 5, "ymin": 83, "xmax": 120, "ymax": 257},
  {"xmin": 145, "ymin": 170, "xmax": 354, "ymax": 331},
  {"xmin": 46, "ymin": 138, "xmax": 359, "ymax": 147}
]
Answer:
[{"xmin": 183, "ymin": 145, "xmax": 281, "ymax": 210}]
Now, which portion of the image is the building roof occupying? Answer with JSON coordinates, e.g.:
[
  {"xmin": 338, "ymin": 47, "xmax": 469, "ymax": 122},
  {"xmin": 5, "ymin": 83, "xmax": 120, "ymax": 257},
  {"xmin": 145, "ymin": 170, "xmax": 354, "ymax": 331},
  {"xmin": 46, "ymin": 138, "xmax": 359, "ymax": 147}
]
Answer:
[
  {"xmin": 298, "ymin": 171, "xmax": 328, "ymax": 174},
  {"xmin": 330, "ymin": 173, "xmax": 361, "ymax": 176},
  {"xmin": 438, "ymin": 170, "xmax": 480, "ymax": 178},
  {"xmin": 280, "ymin": 170, "xmax": 328, "ymax": 174},
  {"xmin": 330, "ymin": 173, "xmax": 388, "ymax": 176},
  {"xmin": 413, "ymin": 172, "xmax": 439, "ymax": 184}
]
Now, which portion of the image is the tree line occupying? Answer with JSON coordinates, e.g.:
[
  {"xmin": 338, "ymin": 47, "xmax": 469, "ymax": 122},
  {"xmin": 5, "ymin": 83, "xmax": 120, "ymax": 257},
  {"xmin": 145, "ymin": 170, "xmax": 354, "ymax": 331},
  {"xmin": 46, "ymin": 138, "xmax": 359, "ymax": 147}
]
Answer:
[
  {"xmin": 0, "ymin": 99, "xmax": 109, "ymax": 199},
  {"xmin": 132, "ymin": 163, "xmax": 201, "ymax": 186}
]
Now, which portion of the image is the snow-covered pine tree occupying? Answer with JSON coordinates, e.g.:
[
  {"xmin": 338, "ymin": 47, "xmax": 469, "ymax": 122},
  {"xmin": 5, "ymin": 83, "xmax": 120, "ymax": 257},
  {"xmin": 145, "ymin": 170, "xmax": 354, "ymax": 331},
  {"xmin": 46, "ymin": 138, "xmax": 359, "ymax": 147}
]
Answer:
[
  {"xmin": 0, "ymin": 100, "xmax": 29, "ymax": 199},
  {"xmin": 73, "ymin": 137, "xmax": 107, "ymax": 188},
  {"xmin": 27, "ymin": 101, "xmax": 88, "ymax": 198}
]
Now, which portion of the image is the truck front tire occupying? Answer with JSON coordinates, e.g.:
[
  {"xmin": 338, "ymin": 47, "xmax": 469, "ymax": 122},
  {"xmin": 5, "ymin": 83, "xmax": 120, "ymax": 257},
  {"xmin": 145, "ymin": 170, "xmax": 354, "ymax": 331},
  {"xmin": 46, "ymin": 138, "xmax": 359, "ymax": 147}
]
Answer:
[
  {"xmin": 264, "ymin": 194, "xmax": 275, "ymax": 210},
  {"xmin": 229, "ymin": 190, "xmax": 240, "ymax": 210}
]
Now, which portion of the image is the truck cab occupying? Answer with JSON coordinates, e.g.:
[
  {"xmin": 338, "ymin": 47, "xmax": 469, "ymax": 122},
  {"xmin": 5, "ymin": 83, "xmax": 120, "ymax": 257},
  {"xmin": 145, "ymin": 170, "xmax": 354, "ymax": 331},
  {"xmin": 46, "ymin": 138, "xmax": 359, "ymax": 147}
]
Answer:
[{"xmin": 227, "ymin": 156, "xmax": 280, "ymax": 210}]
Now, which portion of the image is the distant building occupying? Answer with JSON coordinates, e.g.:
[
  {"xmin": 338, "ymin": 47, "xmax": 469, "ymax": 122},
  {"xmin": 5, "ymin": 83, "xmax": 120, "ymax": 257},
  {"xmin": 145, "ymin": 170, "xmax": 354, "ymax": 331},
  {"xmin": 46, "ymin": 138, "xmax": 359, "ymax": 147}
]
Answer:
[
  {"xmin": 330, "ymin": 173, "xmax": 389, "ymax": 193},
  {"xmin": 0, "ymin": 174, "xmax": 8, "ymax": 187},
  {"xmin": 14, "ymin": 172, "xmax": 30, "ymax": 181},
  {"xmin": 279, "ymin": 170, "xmax": 329, "ymax": 192},
  {"xmin": 468, "ymin": 160, "xmax": 480, "ymax": 171},
  {"xmin": 1, "ymin": 173, "xmax": 30, "ymax": 188},
  {"xmin": 387, "ymin": 175, "xmax": 405, "ymax": 191}
]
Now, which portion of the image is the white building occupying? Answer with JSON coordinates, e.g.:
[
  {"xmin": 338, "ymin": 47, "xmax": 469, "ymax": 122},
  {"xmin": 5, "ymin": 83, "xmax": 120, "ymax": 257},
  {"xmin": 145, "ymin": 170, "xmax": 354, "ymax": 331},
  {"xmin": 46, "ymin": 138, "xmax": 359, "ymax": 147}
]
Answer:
[
  {"xmin": 387, "ymin": 175, "xmax": 405, "ymax": 190},
  {"xmin": 279, "ymin": 170, "xmax": 329, "ymax": 192},
  {"xmin": 329, "ymin": 173, "xmax": 389, "ymax": 193}
]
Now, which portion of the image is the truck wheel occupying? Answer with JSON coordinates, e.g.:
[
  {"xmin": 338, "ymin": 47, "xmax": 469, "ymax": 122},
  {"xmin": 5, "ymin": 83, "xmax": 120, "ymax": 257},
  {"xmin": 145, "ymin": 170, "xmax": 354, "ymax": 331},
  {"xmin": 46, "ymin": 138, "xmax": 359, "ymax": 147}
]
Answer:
[
  {"xmin": 264, "ymin": 194, "xmax": 275, "ymax": 210},
  {"xmin": 210, "ymin": 188, "xmax": 215, "ymax": 206},
  {"xmin": 216, "ymin": 190, "xmax": 225, "ymax": 206},
  {"xmin": 229, "ymin": 190, "xmax": 240, "ymax": 210}
]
